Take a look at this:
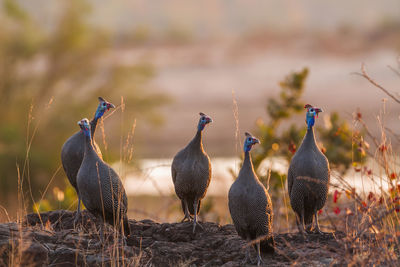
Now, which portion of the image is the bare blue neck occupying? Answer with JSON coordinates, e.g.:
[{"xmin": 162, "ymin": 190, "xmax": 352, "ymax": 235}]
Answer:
[
  {"xmin": 83, "ymin": 130, "xmax": 94, "ymax": 154},
  {"xmin": 241, "ymin": 151, "xmax": 255, "ymax": 175},
  {"xmin": 189, "ymin": 130, "xmax": 203, "ymax": 150},
  {"xmin": 302, "ymin": 127, "xmax": 317, "ymax": 149},
  {"xmin": 90, "ymin": 118, "xmax": 98, "ymax": 139}
]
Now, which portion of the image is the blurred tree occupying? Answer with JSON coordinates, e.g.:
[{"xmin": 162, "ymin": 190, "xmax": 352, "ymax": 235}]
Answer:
[
  {"xmin": 231, "ymin": 68, "xmax": 365, "ymax": 204},
  {"xmin": 0, "ymin": 0, "xmax": 169, "ymax": 215}
]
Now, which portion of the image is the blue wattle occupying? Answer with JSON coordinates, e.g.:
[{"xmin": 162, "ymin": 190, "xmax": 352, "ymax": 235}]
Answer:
[
  {"xmin": 95, "ymin": 106, "xmax": 105, "ymax": 120},
  {"xmin": 198, "ymin": 122, "xmax": 205, "ymax": 131},
  {"xmin": 307, "ymin": 115, "xmax": 315, "ymax": 129},
  {"xmin": 83, "ymin": 128, "xmax": 91, "ymax": 138}
]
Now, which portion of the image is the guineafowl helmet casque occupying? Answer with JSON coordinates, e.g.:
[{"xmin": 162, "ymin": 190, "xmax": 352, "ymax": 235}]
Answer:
[
  {"xmin": 198, "ymin": 112, "xmax": 213, "ymax": 131},
  {"xmin": 243, "ymin": 132, "xmax": 260, "ymax": 152},
  {"xmin": 95, "ymin": 97, "xmax": 115, "ymax": 119}
]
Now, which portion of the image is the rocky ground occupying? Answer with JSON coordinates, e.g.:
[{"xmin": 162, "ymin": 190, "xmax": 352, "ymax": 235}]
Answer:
[{"xmin": 0, "ymin": 210, "xmax": 355, "ymax": 266}]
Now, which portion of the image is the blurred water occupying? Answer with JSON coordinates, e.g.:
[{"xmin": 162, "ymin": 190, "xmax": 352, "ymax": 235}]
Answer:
[
  {"xmin": 125, "ymin": 157, "xmax": 240, "ymax": 196},
  {"xmin": 124, "ymin": 157, "xmax": 394, "ymax": 197}
]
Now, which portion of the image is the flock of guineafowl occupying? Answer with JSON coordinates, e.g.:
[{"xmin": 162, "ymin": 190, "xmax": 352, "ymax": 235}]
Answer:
[{"xmin": 61, "ymin": 97, "xmax": 329, "ymax": 266}]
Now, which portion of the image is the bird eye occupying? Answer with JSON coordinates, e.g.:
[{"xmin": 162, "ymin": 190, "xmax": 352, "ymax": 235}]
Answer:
[
  {"xmin": 310, "ymin": 108, "xmax": 314, "ymax": 112},
  {"xmin": 247, "ymin": 137, "xmax": 252, "ymax": 141},
  {"xmin": 103, "ymin": 103, "xmax": 107, "ymax": 106}
]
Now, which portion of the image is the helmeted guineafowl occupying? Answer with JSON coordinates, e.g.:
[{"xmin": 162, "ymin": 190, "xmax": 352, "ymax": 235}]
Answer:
[
  {"xmin": 287, "ymin": 104, "xmax": 330, "ymax": 234},
  {"xmin": 171, "ymin": 112, "xmax": 212, "ymax": 233},
  {"xmin": 76, "ymin": 118, "xmax": 130, "ymax": 237},
  {"xmin": 228, "ymin": 132, "xmax": 275, "ymax": 266},
  {"xmin": 61, "ymin": 97, "xmax": 115, "ymax": 225}
]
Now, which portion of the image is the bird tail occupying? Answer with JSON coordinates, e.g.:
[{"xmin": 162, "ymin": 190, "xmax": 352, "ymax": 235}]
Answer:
[
  {"xmin": 304, "ymin": 215, "xmax": 313, "ymax": 225},
  {"xmin": 260, "ymin": 235, "xmax": 275, "ymax": 254},
  {"xmin": 304, "ymin": 210, "xmax": 314, "ymax": 230},
  {"xmin": 122, "ymin": 216, "xmax": 131, "ymax": 237}
]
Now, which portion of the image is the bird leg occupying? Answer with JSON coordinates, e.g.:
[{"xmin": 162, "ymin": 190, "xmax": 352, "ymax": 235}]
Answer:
[
  {"xmin": 90, "ymin": 221, "xmax": 106, "ymax": 248},
  {"xmin": 305, "ymin": 226, "xmax": 313, "ymax": 234},
  {"xmin": 119, "ymin": 236, "xmax": 127, "ymax": 247},
  {"xmin": 117, "ymin": 222, "xmax": 128, "ymax": 247},
  {"xmin": 256, "ymin": 242, "xmax": 264, "ymax": 266},
  {"xmin": 192, "ymin": 199, "xmax": 203, "ymax": 233},
  {"xmin": 295, "ymin": 212, "xmax": 306, "ymax": 236},
  {"xmin": 295, "ymin": 211, "xmax": 307, "ymax": 242},
  {"xmin": 312, "ymin": 210, "xmax": 327, "ymax": 235},
  {"xmin": 181, "ymin": 200, "xmax": 193, "ymax": 222},
  {"xmin": 99, "ymin": 222, "xmax": 106, "ymax": 244},
  {"xmin": 305, "ymin": 219, "xmax": 314, "ymax": 234},
  {"xmin": 73, "ymin": 197, "xmax": 82, "ymax": 229},
  {"xmin": 241, "ymin": 242, "xmax": 252, "ymax": 265}
]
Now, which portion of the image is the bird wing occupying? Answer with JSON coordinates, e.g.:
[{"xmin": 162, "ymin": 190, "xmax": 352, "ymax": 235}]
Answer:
[
  {"xmin": 171, "ymin": 149, "xmax": 186, "ymax": 184},
  {"xmin": 171, "ymin": 159, "xmax": 178, "ymax": 184},
  {"xmin": 287, "ymin": 163, "xmax": 295, "ymax": 196},
  {"xmin": 102, "ymin": 166, "xmax": 128, "ymax": 214}
]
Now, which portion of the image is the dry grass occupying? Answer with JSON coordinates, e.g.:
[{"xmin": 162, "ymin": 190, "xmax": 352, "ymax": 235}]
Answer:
[
  {"xmin": 1, "ymin": 63, "xmax": 400, "ymax": 266},
  {"xmin": 0, "ymin": 96, "xmax": 143, "ymax": 267}
]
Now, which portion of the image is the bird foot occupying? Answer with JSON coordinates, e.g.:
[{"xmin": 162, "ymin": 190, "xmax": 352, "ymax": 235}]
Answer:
[
  {"xmin": 241, "ymin": 255, "xmax": 253, "ymax": 265},
  {"xmin": 297, "ymin": 229, "xmax": 307, "ymax": 241},
  {"xmin": 305, "ymin": 228, "xmax": 314, "ymax": 234},
  {"xmin": 73, "ymin": 212, "xmax": 81, "ymax": 230},
  {"xmin": 180, "ymin": 215, "xmax": 193, "ymax": 223},
  {"xmin": 242, "ymin": 257, "xmax": 259, "ymax": 266},
  {"xmin": 256, "ymin": 255, "xmax": 264, "ymax": 266},
  {"xmin": 313, "ymin": 228, "xmax": 331, "ymax": 235},
  {"xmin": 192, "ymin": 221, "xmax": 203, "ymax": 233}
]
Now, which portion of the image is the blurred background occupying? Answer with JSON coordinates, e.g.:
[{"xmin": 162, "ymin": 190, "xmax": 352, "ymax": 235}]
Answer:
[{"xmin": 0, "ymin": 0, "xmax": 400, "ymax": 232}]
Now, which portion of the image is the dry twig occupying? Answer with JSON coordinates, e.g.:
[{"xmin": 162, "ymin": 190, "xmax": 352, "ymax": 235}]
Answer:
[{"xmin": 354, "ymin": 63, "xmax": 400, "ymax": 104}]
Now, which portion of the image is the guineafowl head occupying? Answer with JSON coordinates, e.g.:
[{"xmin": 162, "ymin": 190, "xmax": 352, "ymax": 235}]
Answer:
[
  {"xmin": 95, "ymin": 97, "xmax": 115, "ymax": 120},
  {"xmin": 197, "ymin": 112, "xmax": 213, "ymax": 131},
  {"xmin": 304, "ymin": 104, "xmax": 322, "ymax": 129},
  {"xmin": 78, "ymin": 118, "xmax": 91, "ymax": 137},
  {"xmin": 243, "ymin": 132, "xmax": 260, "ymax": 152}
]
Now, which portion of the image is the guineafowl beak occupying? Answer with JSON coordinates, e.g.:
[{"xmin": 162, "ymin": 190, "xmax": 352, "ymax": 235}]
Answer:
[
  {"xmin": 315, "ymin": 108, "xmax": 323, "ymax": 117},
  {"xmin": 78, "ymin": 120, "xmax": 86, "ymax": 131},
  {"xmin": 207, "ymin": 117, "xmax": 213, "ymax": 123},
  {"xmin": 253, "ymin": 138, "xmax": 260, "ymax": 145},
  {"xmin": 106, "ymin": 102, "xmax": 115, "ymax": 110}
]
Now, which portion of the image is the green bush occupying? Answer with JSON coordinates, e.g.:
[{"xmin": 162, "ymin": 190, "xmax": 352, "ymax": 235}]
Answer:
[
  {"xmin": 0, "ymin": 0, "xmax": 169, "ymax": 213},
  {"xmin": 232, "ymin": 68, "xmax": 365, "ymax": 204}
]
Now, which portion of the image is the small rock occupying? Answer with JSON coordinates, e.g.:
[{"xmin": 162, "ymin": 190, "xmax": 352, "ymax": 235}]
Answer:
[{"xmin": 20, "ymin": 242, "xmax": 48, "ymax": 266}]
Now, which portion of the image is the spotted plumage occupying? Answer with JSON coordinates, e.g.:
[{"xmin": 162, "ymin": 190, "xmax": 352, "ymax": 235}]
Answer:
[
  {"xmin": 76, "ymin": 118, "xmax": 130, "ymax": 236},
  {"xmin": 171, "ymin": 112, "xmax": 212, "ymax": 233},
  {"xmin": 229, "ymin": 132, "xmax": 274, "ymax": 266},
  {"xmin": 287, "ymin": 104, "xmax": 330, "ymax": 234}
]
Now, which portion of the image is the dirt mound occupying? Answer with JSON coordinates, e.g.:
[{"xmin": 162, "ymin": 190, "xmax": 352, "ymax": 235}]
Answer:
[{"xmin": 0, "ymin": 210, "xmax": 348, "ymax": 266}]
